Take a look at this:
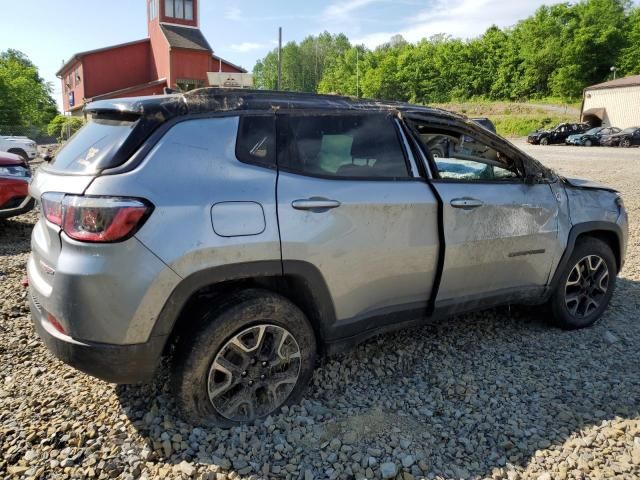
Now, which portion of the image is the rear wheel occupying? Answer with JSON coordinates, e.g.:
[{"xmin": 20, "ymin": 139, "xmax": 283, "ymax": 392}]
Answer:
[
  {"xmin": 540, "ymin": 137, "xmax": 550, "ymax": 146},
  {"xmin": 620, "ymin": 138, "xmax": 631, "ymax": 148},
  {"xmin": 171, "ymin": 289, "xmax": 317, "ymax": 427},
  {"xmin": 549, "ymin": 238, "xmax": 616, "ymax": 329}
]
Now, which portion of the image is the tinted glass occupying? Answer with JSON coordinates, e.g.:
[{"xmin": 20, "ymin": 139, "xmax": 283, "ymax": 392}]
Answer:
[
  {"xmin": 51, "ymin": 119, "xmax": 135, "ymax": 173},
  {"xmin": 286, "ymin": 114, "xmax": 409, "ymax": 179},
  {"xmin": 236, "ymin": 116, "xmax": 276, "ymax": 168}
]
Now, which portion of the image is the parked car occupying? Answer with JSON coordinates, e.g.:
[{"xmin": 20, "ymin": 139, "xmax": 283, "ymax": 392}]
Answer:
[
  {"xmin": 28, "ymin": 90, "xmax": 628, "ymax": 426},
  {"xmin": 527, "ymin": 123, "xmax": 589, "ymax": 145},
  {"xmin": 0, "ymin": 151, "xmax": 34, "ymax": 219},
  {"xmin": 0, "ymin": 135, "xmax": 38, "ymax": 161},
  {"xmin": 600, "ymin": 127, "xmax": 640, "ymax": 148},
  {"xmin": 566, "ymin": 127, "xmax": 621, "ymax": 146}
]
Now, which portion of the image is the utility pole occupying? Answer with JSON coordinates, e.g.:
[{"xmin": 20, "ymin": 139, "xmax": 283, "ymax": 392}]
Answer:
[
  {"xmin": 277, "ymin": 27, "xmax": 282, "ymax": 91},
  {"xmin": 356, "ymin": 48, "xmax": 359, "ymax": 98}
]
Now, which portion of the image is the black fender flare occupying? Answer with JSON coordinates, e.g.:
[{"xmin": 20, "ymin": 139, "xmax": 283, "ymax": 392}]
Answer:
[
  {"xmin": 549, "ymin": 221, "xmax": 623, "ymax": 290},
  {"xmin": 150, "ymin": 260, "xmax": 337, "ymax": 341}
]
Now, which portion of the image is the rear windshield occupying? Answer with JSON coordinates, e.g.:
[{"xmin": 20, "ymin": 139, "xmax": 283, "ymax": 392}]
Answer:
[{"xmin": 51, "ymin": 118, "xmax": 136, "ymax": 173}]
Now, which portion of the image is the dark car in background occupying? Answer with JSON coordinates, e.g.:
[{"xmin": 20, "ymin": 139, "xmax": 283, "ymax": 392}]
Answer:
[
  {"xmin": 566, "ymin": 127, "xmax": 621, "ymax": 147},
  {"xmin": 600, "ymin": 127, "xmax": 640, "ymax": 148},
  {"xmin": 527, "ymin": 123, "xmax": 589, "ymax": 146},
  {"xmin": 0, "ymin": 151, "xmax": 33, "ymax": 219}
]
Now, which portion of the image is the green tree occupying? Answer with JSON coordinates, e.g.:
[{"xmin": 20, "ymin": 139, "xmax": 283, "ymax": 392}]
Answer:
[
  {"xmin": 618, "ymin": 6, "xmax": 640, "ymax": 74},
  {"xmin": 47, "ymin": 115, "xmax": 84, "ymax": 141},
  {"xmin": 0, "ymin": 49, "xmax": 58, "ymax": 127}
]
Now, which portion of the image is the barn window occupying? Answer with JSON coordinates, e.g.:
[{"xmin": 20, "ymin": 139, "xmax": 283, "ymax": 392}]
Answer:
[{"xmin": 165, "ymin": 0, "xmax": 193, "ymax": 20}]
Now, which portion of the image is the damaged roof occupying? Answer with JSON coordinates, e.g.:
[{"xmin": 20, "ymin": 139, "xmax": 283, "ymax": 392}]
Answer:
[
  {"xmin": 160, "ymin": 24, "xmax": 212, "ymax": 51},
  {"xmin": 585, "ymin": 74, "xmax": 640, "ymax": 91}
]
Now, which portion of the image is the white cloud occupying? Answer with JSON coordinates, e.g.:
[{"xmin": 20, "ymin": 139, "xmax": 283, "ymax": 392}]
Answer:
[
  {"xmin": 224, "ymin": 7, "xmax": 242, "ymax": 21},
  {"xmin": 352, "ymin": 0, "xmax": 566, "ymax": 48},
  {"xmin": 230, "ymin": 42, "xmax": 268, "ymax": 53},
  {"xmin": 324, "ymin": 0, "xmax": 383, "ymax": 20}
]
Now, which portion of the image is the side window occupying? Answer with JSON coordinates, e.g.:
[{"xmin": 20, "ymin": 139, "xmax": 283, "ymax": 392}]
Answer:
[
  {"xmin": 285, "ymin": 114, "xmax": 410, "ymax": 179},
  {"xmin": 414, "ymin": 125, "xmax": 520, "ymax": 181},
  {"xmin": 236, "ymin": 115, "xmax": 276, "ymax": 168}
]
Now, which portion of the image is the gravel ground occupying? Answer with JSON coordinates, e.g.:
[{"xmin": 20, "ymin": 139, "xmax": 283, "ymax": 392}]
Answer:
[{"xmin": 1, "ymin": 145, "xmax": 639, "ymax": 480}]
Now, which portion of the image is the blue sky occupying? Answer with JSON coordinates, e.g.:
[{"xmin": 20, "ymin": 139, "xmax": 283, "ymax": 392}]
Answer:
[{"xmin": 0, "ymin": 0, "xmax": 620, "ymax": 110}]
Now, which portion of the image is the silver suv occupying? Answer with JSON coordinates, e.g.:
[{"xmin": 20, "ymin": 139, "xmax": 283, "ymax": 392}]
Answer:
[{"xmin": 28, "ymin": 90, "xmax": 628, "ymax": 427}]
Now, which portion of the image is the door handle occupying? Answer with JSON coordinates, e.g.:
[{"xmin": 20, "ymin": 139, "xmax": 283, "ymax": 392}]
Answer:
[
  {"xmin": 450, "ymin": 198, "xmax": 484, "ymax": 209},
  {"xmin": 291, "ymin": 198, "xmax": 341, "ymax": 211}
]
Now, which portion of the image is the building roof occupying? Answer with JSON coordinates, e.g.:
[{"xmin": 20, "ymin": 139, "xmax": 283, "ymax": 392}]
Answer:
[
  {"xmin": 585, "ymin": 74, "xmax": 640, "ymax": 91},
  {"xmin": 90, "ymin": 78, "xmax": 168, "ymax": 102},
  {"xmin": 160, "ymin": 24, "xmax": 212, "ymax": 51},
  {"xmin": 56, "ymin": 39, "xmax": 150, "ymax": 77},
  {"xmin": 211, "ymin": 54, "xmax": 247, "ymax": 73}
]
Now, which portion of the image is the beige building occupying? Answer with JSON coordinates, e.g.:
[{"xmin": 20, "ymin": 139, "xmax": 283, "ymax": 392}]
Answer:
[{"xmin": 581, "ymin": 75, "xmax": 640, "ymax": 129}]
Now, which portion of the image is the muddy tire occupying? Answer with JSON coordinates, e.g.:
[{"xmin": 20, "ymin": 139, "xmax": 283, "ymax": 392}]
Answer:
[
  {"xmin": 549, "ymin": 238, "xmax": 617, "ymax": 330},
  {"xmin": 171, "ymin": 289, "xmax": 317, "ymax": 427}
]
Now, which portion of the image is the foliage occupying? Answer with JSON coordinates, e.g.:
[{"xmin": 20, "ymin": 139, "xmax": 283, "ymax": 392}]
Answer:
[
  {"xmin": 253, "ymin": 0, "xmax": 640, "ymax": 103},
  {"xmin": 0, "ymin": 49, "xmax": 58, "ymax": 127},
  {"xmin": 47, "ymin": 115, "xmax": 85, "ymax": 141}
]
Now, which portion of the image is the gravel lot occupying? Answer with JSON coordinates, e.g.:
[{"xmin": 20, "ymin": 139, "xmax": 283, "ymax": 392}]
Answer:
[{"xmin": 1, "ymin": 144, "xmax": 639, "ymax": 480}]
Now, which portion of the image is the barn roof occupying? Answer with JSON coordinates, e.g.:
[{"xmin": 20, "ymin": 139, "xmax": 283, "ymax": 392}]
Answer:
[
  {"xmin": 160, "ymin": 24, "xmax": 212, "ymax": 52},
  {"xmin": 585, "ymin": 75, "xmax": 640, "ymax": 91}
]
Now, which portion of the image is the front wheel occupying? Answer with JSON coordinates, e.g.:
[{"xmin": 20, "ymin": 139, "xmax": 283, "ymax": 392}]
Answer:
[
  {"xmin": 540, "ymin": 137, "xmax": 550, "ymax": 146},
  {"xmin": 584, "ymin": 139, "xmax": 593, "ymax": 147},
  {"xmin": 620, "ymin": 138, "xmax": 631, "ymax": 148},
  {"xmin": 549, "ymin": 238, "xmax": 617, "ymax": 330},
  {"xmin": 171, "ymin": 289, "xmax": 317, "ymax": 427}
]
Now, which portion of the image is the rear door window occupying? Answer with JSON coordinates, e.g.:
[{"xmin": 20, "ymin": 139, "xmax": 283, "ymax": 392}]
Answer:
[
  {"xmin": 282, "ymin": 114, "xmax": 410, "ymax": 179},
  {"xmin": 51, "ymin": 118, "xmax": 136, "ymax": 173}
]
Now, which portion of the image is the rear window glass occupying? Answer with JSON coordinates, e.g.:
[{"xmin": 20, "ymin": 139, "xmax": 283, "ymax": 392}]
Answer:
[{"xmin": 51, "ymin": 118, "xmax": 135, "ymax": 173}]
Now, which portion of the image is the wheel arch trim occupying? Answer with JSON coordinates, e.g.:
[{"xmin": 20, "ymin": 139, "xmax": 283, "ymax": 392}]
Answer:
[
  {"xmin": 549, "ymin": 221, "xmax": 623, "ymax": 290},
  {"xmin": 150, "ymin": 260, "xmax": 337, "ymax": 342}
]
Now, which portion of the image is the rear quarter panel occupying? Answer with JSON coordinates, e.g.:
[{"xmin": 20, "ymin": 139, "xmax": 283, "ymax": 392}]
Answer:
[{"xmin": 86, "ymin": 116, "xmax": 281, "ymax": 279}]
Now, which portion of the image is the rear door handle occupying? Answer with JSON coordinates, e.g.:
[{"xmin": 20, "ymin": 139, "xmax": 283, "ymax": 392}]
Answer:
[
  {"xmin": 450, "ymin": 198, "xmax": 484, "ymax": 209},
  {"xmin": 291, "ymin": 198, "xmax": 341, "ymax": 211}
]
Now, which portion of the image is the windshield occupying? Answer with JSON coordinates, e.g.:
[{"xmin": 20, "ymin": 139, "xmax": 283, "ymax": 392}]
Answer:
[
  {"xmin": 51, "ymin": 118, "xmax": 136, "ymax": 173},
  {"xmin": 621, "ymin": 127, "xmax": 637, "ymax": 134},
  {"xmin": 585, "ymin": 127, "xmax": 602, "ymax": 135}
]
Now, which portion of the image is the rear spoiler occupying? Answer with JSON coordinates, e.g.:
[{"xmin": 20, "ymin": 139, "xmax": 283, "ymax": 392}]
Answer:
[{"xmin": 84, "ymin": 95, "xmax": 187, "ymax": 123}]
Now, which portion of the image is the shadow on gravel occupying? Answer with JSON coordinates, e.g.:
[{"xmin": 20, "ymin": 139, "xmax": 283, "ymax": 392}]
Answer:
[
  {"xmin": 0, "ymin": 216, "xmax": 35, "ymax": 256},
  {"xmin": 116, "ymin": 278, "xmax": 640, "ymax": 479}
]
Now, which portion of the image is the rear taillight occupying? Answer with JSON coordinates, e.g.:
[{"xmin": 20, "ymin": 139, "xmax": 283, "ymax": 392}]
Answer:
[
  {"xmin": 41, "ymin": 192, "xmax": 64, "ymax": 225},
  {"xmin": 40, "ymin": 193, "xmax": 152, "ymax": 243}
]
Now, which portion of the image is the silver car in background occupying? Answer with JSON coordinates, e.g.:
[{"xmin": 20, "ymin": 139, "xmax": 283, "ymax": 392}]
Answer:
[{"xmin": 27, "ymin": 89, "xmax": 628, "ymax": 427}]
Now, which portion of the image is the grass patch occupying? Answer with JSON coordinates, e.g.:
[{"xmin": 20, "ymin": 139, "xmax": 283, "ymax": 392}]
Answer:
[
  {"xmin": 432, "ymin": 101, "xmax": 579, "ymax": 137},
  {"xmin": 492, "ymin": 115, "xmax": 572, "ymax": 137}
]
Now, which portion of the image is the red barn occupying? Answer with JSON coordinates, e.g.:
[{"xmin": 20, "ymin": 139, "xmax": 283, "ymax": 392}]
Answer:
[{"xmin": 57, "ymin": 0, "xmax": 247, "ymax": 115}]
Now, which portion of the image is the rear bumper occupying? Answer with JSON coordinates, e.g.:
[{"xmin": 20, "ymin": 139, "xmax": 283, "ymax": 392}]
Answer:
[{"xmin": 29, "ymin": 292, "xmax": 166, "ymax": 384}]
